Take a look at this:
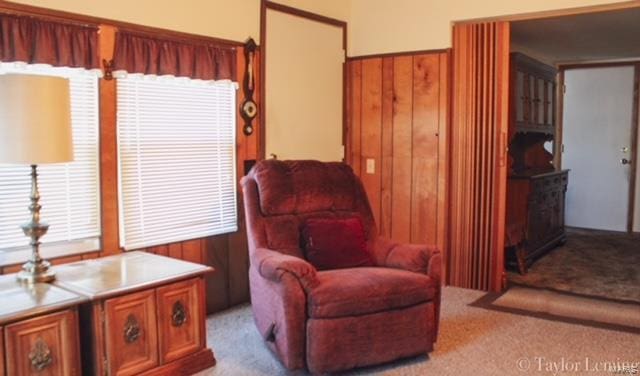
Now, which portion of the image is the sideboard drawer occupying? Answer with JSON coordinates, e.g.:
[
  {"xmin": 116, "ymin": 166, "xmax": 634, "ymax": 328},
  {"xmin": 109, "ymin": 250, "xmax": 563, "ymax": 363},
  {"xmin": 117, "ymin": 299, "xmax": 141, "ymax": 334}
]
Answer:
[
  {"xmin": 157, "ymin": 278, "xmax": 205, "ymax": 364},
  {"xmin": 5, "ymin": 309, "xmax": 80, "ymax": 376},
  {"xmin": 0, "ymin": 327, "xmax": 4, "ymax": 376},
  {"xmin": 104, "ymin": 289, "xmax": 158, "ymax": 376}
]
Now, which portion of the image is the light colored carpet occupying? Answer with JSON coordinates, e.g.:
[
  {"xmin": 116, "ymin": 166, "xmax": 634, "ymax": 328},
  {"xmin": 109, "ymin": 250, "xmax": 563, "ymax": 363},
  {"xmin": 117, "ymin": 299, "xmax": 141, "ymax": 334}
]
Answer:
[
  {"xmin": 508, "ymin": 228, "xmax": 640, "ymax": 303},
  {"xmin": 492, "ymin": 286, "xmax": 640, "ymax": 329},
  {"xmin": 197, "ymin": 287, "xmax": 640, "ymax": 375}
]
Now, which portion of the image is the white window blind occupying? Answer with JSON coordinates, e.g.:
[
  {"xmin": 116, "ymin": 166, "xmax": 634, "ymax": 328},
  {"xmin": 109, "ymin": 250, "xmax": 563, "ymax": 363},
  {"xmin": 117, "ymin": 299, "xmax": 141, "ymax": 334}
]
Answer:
[
  {"xmin": 0, "ymin": 64, "xmax": 101, "ymax": 252},
  {"xmin": 117, "ymin": 76, "xmax": 238, "ymax": 250}
]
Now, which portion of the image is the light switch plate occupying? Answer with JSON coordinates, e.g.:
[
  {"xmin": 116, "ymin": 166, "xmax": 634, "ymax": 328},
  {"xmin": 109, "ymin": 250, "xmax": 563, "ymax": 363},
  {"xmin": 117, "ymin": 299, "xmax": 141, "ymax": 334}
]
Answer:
[{"xmin": 366, "ymin": 158, "xmax": 375, "ymax": 174}]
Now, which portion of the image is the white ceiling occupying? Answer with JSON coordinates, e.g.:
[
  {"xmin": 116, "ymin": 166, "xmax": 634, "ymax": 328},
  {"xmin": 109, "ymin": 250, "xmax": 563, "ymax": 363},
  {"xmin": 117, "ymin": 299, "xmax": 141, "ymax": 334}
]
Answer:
[{"xmin": 511, "ymin": 7, "xmax": 640, "ymax": 64}]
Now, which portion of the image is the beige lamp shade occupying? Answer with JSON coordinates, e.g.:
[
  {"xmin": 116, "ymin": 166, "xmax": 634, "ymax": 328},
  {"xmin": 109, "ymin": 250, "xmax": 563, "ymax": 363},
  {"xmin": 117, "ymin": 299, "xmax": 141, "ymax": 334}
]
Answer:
[{"xmin": 0, "ymin": 74, "xmax": 73, "ymax": 164}]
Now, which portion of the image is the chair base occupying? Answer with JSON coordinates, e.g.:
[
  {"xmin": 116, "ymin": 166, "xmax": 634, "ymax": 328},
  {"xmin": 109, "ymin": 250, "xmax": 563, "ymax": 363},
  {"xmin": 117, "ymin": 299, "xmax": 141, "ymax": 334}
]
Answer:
[{"xmin": 306, "ymin": 301, "xmax": 436, "ymax": 374}]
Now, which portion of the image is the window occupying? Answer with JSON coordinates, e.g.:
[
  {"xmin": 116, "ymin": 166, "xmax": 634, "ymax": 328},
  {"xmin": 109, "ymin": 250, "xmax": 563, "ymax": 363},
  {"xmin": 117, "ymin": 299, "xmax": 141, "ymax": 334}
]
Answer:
[
  {"xmin": 117, "ymin": 75, "xmax": 237, "ymax": 250},
  {"xmin": 0, "ymin": 64, "xmax": 101, "ymax": 254}
]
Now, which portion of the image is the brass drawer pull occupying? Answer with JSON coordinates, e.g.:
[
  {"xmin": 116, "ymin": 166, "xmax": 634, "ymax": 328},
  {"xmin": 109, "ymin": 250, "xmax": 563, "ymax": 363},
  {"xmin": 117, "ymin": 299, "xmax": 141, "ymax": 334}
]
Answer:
[
  {"xmin": 171, "ymin": 300, "xmax": 187, "ymax": 327},
  {"xmin": 124, "ymin": 314, "xmax": 141, "ymax": 343},
  {"xmin": 29, "ymin": 337, "xmax": 53, "ymax": 371}
]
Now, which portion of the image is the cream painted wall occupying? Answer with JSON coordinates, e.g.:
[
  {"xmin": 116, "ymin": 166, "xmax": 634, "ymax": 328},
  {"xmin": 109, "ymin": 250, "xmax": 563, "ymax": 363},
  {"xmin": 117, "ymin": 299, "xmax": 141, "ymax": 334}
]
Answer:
[
  {"xmin": 12, "ymin": 0, "xmax": 260, "ymax": 42},
  {"xmin": 348, "ymin": 0, "xmax": 628, "ymax": 56},
  {"xmin": 13, "ymin": 0, "xmax": 631, "ymax": 56},
  {"xmin": 11, "ymin": 0, "xmax": 349, "ymax": 42},
  {"xmin": 265, "ymin": 9, "xmax": 344, "ymax": 161},
  {"xmin": 273, "ymin": 0, "xmax": 350, "ymax": 22}
]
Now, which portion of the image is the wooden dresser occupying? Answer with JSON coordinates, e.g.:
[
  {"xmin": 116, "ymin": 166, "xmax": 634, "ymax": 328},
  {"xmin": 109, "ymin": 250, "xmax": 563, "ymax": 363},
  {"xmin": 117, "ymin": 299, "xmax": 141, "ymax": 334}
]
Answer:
[
  {"xmin": 506, "ymin": 52, "xmax": 569, "ymax": 274},
  {"xmin": 53, "ymin": 252, "xmax": 215, "ymax": 376},
  {"xmin": 0, "ymin": 275, "xmax": 86, "ymax": 375}
]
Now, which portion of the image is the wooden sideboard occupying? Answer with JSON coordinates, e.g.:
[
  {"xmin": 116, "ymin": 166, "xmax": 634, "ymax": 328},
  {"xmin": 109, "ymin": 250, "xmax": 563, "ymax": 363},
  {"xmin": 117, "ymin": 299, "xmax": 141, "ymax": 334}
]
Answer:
[
  {"xmin": 53, "ymin": 252, "xmax": 215, "ymax": 376},
  {"xmin": 506, "ymin": 170, "xmax": 569, "ymax": 273},
  {"xmin": 506, "ymin": 52, "xmax": 568, "ymax": 274},
  {"xmin": 0, "ymin": 275, "xmax": 86, "ymax": 375}
]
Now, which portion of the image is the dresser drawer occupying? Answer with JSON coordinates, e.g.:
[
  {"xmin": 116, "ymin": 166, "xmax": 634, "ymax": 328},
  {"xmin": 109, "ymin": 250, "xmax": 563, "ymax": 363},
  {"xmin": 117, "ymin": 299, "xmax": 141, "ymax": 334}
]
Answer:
[
  {"xmin": 4, "ymin": 309, "xmax": 80, "ymax": 376},
  {"xmin": 157, "ymin": 278, "xmax": 205, "ymax": 364},
  {"xmin": 104, "ymin": 289, "xmax": 158, "ymax": 376}
]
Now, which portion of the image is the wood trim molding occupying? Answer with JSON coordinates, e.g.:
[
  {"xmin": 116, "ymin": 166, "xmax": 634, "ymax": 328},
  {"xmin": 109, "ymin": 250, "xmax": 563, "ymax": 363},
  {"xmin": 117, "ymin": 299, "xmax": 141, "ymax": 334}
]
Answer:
[
  {"xmin": 494, "ymin": 22, "xmax": 511, "ymax": 291},
  {"xmin": 559, "ymin": 60, "xmax": 640, "ymax": 71},
  {"xmin": 264, "ymin": 1, "xmax": 347, "ymax": 30},
  {"xmin": 98, "ymin": 25, "xmax": 121, "ymax": 255},
  {"xmin": 438, "ymin": 50, "xmax": 451, "ymax": 283},
  {"xmin": 453, "ymin": 1, "xmax": 640, "ymax": 25},
  {"xmin": 555, "ymin": 70, "xmax": 565, "ymax": 170},
  {"xmin": 347, "ymin": 48, "xmax": 449, "ymax": 61},
  {"xmin": 629, "ymin": 64, "xmax": 639, "ymax": 233},
  {"xmin": 259, "ymin": 0, "xmax": 267, "ymax": 160},
  {"xmin": 0, "ymin": 0, "xmax": 244, "ymax": 47}
]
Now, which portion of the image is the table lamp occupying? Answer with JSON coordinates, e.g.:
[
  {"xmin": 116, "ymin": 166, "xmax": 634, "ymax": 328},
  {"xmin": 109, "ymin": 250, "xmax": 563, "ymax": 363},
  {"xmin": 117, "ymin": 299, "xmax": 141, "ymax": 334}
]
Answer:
[{"xmin": 0, "ymin": 74, "xmax": 73, "ymax": 283}]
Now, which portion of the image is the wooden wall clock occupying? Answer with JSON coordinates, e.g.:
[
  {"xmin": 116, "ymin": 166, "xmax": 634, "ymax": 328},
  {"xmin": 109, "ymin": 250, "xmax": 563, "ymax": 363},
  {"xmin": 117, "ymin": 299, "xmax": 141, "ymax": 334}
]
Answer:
[{"xmin": 241, "ymin": 38, "xmax": 258, "ymax": 136}]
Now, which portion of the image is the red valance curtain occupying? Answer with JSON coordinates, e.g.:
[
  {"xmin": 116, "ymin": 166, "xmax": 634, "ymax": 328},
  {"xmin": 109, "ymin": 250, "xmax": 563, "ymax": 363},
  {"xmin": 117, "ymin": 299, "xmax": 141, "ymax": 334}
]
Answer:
[
  {"xmin": 0, "ymin": 14, "xmax": 99, "ymax": 69},
  {"xmin": 112, "ymin": 31, "xmax": 236, "ymax": 81}
]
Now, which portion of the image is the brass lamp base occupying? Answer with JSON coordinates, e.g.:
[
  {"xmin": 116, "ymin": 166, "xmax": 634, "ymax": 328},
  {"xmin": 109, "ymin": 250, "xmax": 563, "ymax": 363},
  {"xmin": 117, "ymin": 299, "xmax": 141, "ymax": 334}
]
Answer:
[
  {"xmin": 15, "ymin": 165, "xmax": 56, "ymax": 284},
  {"xmin": 16, "ymin": 259, "xmax": 56, "ymax": 284}
]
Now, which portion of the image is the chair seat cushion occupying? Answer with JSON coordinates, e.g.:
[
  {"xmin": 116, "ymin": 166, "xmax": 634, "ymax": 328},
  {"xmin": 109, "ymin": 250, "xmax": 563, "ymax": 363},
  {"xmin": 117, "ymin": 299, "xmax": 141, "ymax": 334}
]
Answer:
[{"xmin": 307, "ymin": 267, "xmax": 437, "ymax": 319}]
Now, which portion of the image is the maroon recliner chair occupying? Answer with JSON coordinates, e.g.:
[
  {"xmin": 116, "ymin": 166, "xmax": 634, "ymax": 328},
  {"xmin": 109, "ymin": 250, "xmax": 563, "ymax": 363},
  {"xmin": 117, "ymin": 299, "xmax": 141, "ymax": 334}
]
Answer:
[{"xmin": 241, "ymin": 160, "xmax": 441, "ymax": 374}]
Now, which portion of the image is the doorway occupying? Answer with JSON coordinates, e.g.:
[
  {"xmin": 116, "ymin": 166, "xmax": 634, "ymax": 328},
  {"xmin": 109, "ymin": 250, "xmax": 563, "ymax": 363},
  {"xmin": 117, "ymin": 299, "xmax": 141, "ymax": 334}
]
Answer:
[
  {"xmin": 504, "ymin": 7, "xmax": 640, "ymax": 304},
  {"xmin": 449, "ymin": 3, "xmax": 640, "ymax": 293},
  {"xmin": 562, "ymin": 65, "xmax": 638, "ymax": 232}
]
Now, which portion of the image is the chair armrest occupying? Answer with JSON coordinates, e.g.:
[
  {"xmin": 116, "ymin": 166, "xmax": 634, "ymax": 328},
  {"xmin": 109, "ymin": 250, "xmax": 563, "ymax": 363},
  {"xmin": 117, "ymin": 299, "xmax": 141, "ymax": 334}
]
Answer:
[
  {"xmin": 253, "ymin": 247, "xmax": 319, "ymax": 291},
  {"xmin": 372, "ymin": 237, "xmax": 441, "ymax": 282},
  {"xmin": 372, "ymin": 237, "xmax": 442, "ymax": 342}
]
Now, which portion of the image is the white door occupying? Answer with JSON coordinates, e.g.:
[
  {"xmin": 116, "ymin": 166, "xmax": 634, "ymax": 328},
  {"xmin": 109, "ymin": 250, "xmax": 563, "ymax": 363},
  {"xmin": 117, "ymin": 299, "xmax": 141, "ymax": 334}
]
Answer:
[
  {"xmin": 265, "ymin": 9, "xmax": 344, "ymax": 161},
  {"xmin": 562, "ymin": 66, "xmax": 635, "ymax": 231}
]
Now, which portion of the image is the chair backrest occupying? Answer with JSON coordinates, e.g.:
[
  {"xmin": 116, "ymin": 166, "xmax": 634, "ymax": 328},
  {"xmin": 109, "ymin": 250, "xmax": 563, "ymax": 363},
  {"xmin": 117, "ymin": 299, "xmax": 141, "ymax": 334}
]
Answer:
[{"xmin": 241, "ymin": 160, "xmax": 377, "ymax": 259}]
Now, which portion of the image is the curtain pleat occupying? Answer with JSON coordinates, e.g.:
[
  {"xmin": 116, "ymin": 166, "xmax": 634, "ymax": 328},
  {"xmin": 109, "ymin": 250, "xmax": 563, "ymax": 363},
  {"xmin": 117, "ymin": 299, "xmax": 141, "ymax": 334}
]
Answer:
[
  {"xmin": 113, "ymin": 31, "xmax": 236, "ymax": 80},
  {"xmin": 0, "ymin": 14, "xmax": 99, "ymax": 69}
]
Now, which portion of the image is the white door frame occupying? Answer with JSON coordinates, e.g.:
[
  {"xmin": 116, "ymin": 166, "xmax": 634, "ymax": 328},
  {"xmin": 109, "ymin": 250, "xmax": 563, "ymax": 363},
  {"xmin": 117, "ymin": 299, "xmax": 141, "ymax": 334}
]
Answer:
[{"xmin": 557, "ymin": 62, "xmax": 640, "ymax": 233}]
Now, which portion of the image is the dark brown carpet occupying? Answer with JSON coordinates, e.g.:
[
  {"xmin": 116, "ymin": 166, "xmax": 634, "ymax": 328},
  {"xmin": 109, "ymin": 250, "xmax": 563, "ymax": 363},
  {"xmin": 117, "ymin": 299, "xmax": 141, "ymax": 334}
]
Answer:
[{"xmin": 508, "ymin": 228, "xmax": 640, "ymax": 303}]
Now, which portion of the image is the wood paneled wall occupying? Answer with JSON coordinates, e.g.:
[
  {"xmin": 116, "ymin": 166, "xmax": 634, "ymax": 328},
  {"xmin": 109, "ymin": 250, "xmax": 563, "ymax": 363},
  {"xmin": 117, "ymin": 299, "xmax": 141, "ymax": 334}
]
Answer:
[
  {"xmin": 449, "ymin": 22, "xmax": 510, "ymax": 291},
  {"xmin": 346, "ymin": 51, "xmax": 449, "ymax": 269},
  {"xmin": 0, "ymin": 24, "xmax": 258, "ymax": 314}
]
